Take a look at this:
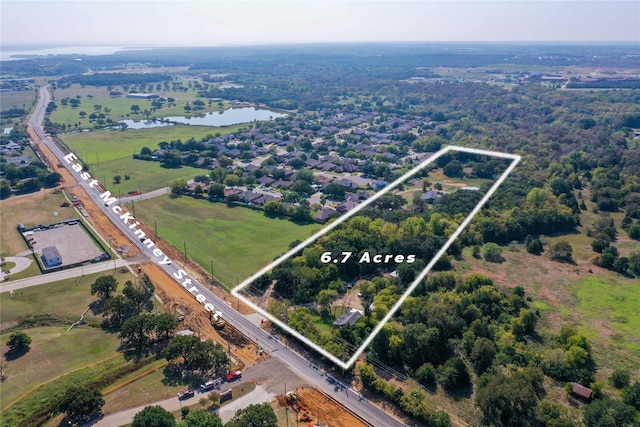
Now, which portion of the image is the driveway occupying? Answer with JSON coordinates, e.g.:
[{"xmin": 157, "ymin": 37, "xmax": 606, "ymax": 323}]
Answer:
[
  {"xmin": 0, "ymin": 256, "xmax": 33, "ymax": 280},
  {"xmin": 82, "ymin": 385, "xmax": 273, "ymax": 427}
]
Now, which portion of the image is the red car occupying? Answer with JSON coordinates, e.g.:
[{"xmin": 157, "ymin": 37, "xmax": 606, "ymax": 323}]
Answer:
[
  {"xmin": 178, "ymin": 389, "xmax": 195, "ymax": 400},
  {"xmin": 226, "ymin": 370, "xmax": 242, "ymax": 382}
]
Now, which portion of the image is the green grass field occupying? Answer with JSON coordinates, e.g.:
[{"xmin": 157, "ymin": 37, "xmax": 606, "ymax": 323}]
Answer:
[
  {"xmin": 61, "ymin": 125, "xmax": 242, "ymax": 163},
  {"xmin": 574, "ymin": 276, "xmax": 640, "ymax": 352},
  {"xmin": 0, "ymin": 90, "xmax": 37, "ymax": 111},
  {"xmin": 131, "ymin": 195, "xmax": 320, "ymax": 288},
  {"xmin": 58, "ymin": 124, "xmax": 246, "ymax": 194},
  {"xmin": 51, "ymin": 84, "xmax": 230, "ymax": 129},
  {"xmin": 92, "ymin": 157, "xmax": 205, "ymax": 195},
  {"xmin": 0, "ymin": 190, "xmax": 81, "ymax": 256},
  {"xmin": 0, "ymin": 326, "xmax": 122, "ymax": 411},
  {"xmin": 1, "ymin": 269, "xmax": 134, "ymax": 324}
]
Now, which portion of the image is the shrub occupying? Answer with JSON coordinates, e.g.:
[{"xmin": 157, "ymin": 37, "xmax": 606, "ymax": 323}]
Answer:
[
  {"xmin": 482, "ymin": 243, "xmax": 503, "ymax": 262},
  {"xmin": 526, "ymin": 238, "xmax": 543, "ymax": 255},
  {"xmin": 609, "ymin": 370, "xmax": 630, "ymax": 389},
  {"xmin": 415, "ymin": 363, "xmax": 436, "ymax": 387},
  {"xmin": 549, "ymin": 240, "xmax": 573, "ymax": 262},
  {"xmin": 437, "ymin": 357, "xmax": 471, "ymax": 390}
]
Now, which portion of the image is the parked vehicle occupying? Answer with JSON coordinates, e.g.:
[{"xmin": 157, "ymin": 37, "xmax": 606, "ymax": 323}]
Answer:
[
  {"xmin": 178, "ymin": 389, "xmax": 195, "ymax": 399},
  {"xmin": 226, "ymin": 370, "xmax": 242, "ymax": 382},
  {"xmin": 200, "ymin": 380, "xmax": 216, "ymax": 391}
]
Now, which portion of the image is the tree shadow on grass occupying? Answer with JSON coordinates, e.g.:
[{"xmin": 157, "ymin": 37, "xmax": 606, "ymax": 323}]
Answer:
[
  {"xmin": 161, "ymin": 363, "xmax": 204, "ymax": 388},
  {"xmin": 444, "ymin": 384, "xmax": 473, "ymax": 401},
  {"xmin": 4, "ymin": 347, "xmax": 30, "ymax": 361}
]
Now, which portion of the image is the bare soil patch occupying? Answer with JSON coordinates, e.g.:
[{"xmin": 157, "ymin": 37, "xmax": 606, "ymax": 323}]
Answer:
[{"xmin": 293, "ymin": 388, "xmax": 368, "ymax": 427}]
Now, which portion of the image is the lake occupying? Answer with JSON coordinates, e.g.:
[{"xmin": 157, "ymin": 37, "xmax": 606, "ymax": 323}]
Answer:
[{"xmin": 118, "ymin": 107, "xmax": 287, "ymax": 129}]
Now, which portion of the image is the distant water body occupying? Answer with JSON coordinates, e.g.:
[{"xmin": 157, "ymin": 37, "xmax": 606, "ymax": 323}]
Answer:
[{"xmin": 0, "ymin": 45, "xmax": 156, "ymax": 61}]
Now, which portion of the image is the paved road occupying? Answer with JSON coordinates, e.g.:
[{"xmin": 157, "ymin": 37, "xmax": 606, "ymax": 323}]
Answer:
[
  {"xmin": 0, "ymin": 259, "xmax": 130, "ymax": 293},
  {"xmin": 31, "ymin": 86, "xmax": 404, "ymax": 427},
  {"xmin": 0, "ymin": 256, "xmax": 33, "ymax": 280},
  {"xmin": 83, "ymin": 384, "xmax": 273, "ymax": 427},
  {"xmin": 119, "ymin": 186, "xmax": 170, "ymax": 203}
]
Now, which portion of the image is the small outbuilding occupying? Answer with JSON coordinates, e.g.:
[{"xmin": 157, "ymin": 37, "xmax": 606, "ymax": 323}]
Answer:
[
  {"xmin": 41, "ymin": 246, "xmax": 62, "ymax": 268},
  {"xmin": 570, "ymin": 382, "xmax": 593, "ymax": 401}
]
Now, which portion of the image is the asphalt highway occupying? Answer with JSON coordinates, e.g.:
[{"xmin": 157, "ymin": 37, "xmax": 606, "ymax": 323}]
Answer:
[{"xmin": 30, "ymin": 86, "xmax": 405, "ymax": 427}]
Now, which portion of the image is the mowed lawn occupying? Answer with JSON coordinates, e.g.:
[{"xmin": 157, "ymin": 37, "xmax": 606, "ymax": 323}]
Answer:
[
  {"xmin": 574, "ymin": 276, "xmax": 640, "ymax": 352},
  {"xmin": 132, "ymin": 195, "xmax": 320, "ymax": 288},
  {"xmin": 50, "ymin": 83, "xmax": 230, "ymax": 129},
  {"xmin": 0, "ymin": 191, "xmax": 81, "ymax": 256},
  {"xmin": 1, "ymin": 269, "xmax": 135, "ymax": 324},
  {"xmin": 0, "ymin": 326, "xmax": 121, "ymax": 411},
  {"xmin": 88, "ymin": 157, "xmax": 204, "ymax": 195},
  {"xmin": 0, "ymin": 90, "xmax": 36, "ymax": 111},
  {"xmin": 59, "ymin": 125, "xmax": 245, "ymax": 194},
  {"xmin": 61, "ymin": 125, "xmax": 242, "ymax": 163}
]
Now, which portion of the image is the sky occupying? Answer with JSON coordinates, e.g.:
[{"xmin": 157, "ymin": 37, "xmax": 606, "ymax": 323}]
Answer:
[{"xmin": 1, "ymin": 1, "xmax": 639, "ymax": 46}]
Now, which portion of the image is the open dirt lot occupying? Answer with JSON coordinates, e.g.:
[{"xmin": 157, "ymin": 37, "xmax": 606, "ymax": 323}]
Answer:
[{"xmin": 281, "ymin": 387, "xmax": 368, "ymax": 427}]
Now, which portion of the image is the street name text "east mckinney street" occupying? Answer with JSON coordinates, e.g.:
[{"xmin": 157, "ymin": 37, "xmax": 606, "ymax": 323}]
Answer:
[{"xmin": 63, "ymin": 152, "xmax": 223, "ymax": 320}]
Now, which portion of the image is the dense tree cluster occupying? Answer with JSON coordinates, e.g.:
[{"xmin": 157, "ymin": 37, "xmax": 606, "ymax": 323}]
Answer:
[{"xmin": 58, "ymin": 72, "xmax": 171, "ymax": 87}]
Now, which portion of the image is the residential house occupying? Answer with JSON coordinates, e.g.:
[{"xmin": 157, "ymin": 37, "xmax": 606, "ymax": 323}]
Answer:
[
  {"xmin": 257, "ymin": 176, "xmax": 276, "ymax": 186},
  {"xmin": 336, "ymin": 199, "xmax": 359, "ymax": 214},
  {"xmin": 333, "ymin": 309, "xmax": 364, "ymax": 328},
  {"xmin": 421, "ymin": 190, "xmax": 440, "ymax": 203},
  {"xmin": 240, "ymin": 191, "xmax": 262, "ymax": 203},
  {"xmin": 313, "ymin": 207, "xmax": 339, "ymax": 224}
]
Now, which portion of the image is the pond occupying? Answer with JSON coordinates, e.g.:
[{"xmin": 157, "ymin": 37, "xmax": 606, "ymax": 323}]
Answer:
[
  {"xmin": 118, "ymin": 107, "xmax": 287, "ymax": 129},
  {"xmin": 119, "ymin": 119, "xmax": 174, "ymax": 130}
]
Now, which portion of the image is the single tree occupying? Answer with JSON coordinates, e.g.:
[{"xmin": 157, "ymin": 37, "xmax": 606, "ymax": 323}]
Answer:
[
  {"xmin": 482, "ymin": 242, "xmax": 503, "ymax": 263},
  {"xmin": 609, "ymin": 370, "xmax": 631, "ymax": 389},
  {"xmin": 91, "ymin": 275, "xmax": 118, "ymax": 300},
  {"xmin": 437, "ymin": 357, "xmax": 471, "ymax": 390},
  {"xmin": 113, "ymin": 175, "xmax": 122, "ymax": 184},
  {"xmin": 549, "ymin": 240, "xmax": 573, "ymax": 262},
  {"xmin": 164, "ymin": 335, "xmax": 229, "ymax": 373},
  {"xmin": 583, "ymin": 398, "xmax": 637, "ymax": 427},
  {"xmin": 177, "ymin": 409, "xmax": 223, "ymax": 427},
  {"xmin": 58, "ymin": 385, "xmax": 105, "ymax": 422},
  {"xmin": 132, "ymin": 405, "xmax": 176, "ymax": 427},
  {"xmin": 120, "ymin": 313, "xmax": 156, "ymax": 350},
  {"xmin": 170, "ymin": 179, "xmax": 188, "ymax": 195},
  {"xmin": 102, "ymin": 295, "xmax": 133, "ymax": 327},
  {"xmin": 154, "ymin": 313, "xmax": 179, "ymax": 340},
  {"xmin": 226, "ymin": 403, "xmax": 277, "ymax": 427},
  {"xmin": 7, "ymin": 331, "xmax": 32, "ymax": 352},
  {"xmin": 622, "ymin": 382, "xmax": 640, "ymax": 410},
  {"xmin": 476, "ymin": 369, "xmax": 544, "ymax": 427}
]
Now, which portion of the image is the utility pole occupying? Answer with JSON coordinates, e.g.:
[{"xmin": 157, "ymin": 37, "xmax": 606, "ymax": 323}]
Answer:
[
  {"xmin": 285, "ymin": 381, "xmax": 289, "ymax": 427},
  {"xmin": 210, "ymin": 258, "xmax": 214, "ymax": 283},
  {"xmin": 154, "ymin": 218, "xmax": 158, "ymax": 237},
  {"xmin": 183, "ymin": 240, "xmax": 187, "ymax": 261}
]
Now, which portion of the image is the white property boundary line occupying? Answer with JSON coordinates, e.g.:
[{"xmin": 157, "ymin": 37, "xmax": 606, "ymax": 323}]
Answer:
[{"xmin": 232, "ymin": 146, "xmax": 521, "ymax": 369}]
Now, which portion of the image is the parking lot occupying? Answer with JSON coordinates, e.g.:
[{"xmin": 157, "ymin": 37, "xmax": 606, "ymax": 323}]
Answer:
[{"xmin": 24, "ymin": 222, "xmax": 105, "ymax": 269}]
